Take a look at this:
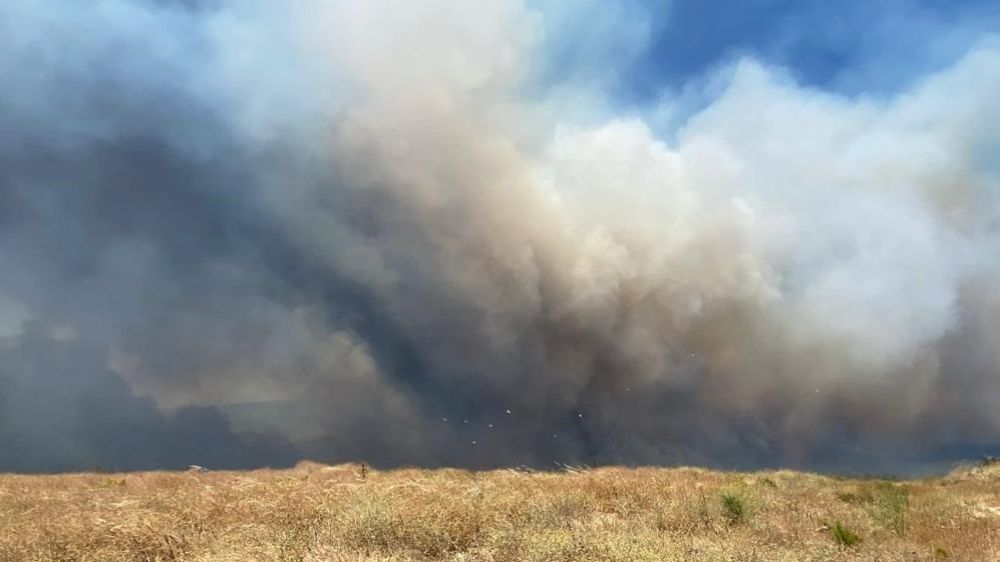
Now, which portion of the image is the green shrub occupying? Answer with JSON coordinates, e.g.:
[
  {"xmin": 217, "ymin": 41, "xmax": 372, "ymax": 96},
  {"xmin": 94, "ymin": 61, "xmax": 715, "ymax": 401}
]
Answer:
[
  {"xmin": 719, "ymin": 493, "xmax": 747, "ymax": 525},
  {"xmin": 872, "ymin": 484, "xmax": 909, "ymax": 535},
  {"xmin": 837, "ymin": 482, "xmax": 909, "ymax": 535},
  {"xmin": 831, "ymin": 521, "xmax": 863, "ymax": 547},
  {"xmin": 836, "ymin": 490, "xmax": 870, "ymax": 505}
]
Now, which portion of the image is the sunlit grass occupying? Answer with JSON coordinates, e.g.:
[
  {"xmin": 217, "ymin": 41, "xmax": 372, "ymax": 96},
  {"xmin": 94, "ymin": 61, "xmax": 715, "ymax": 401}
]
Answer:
[{"xmin": 1, "ymin": 461, "xmax": 998, "ymax": 561}]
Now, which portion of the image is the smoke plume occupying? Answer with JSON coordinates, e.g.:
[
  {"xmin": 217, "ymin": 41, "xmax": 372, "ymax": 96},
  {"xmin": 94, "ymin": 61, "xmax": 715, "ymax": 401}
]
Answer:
[{"xmin": 1, "ymin": 0, "xmax": 999, "ymax": 473}]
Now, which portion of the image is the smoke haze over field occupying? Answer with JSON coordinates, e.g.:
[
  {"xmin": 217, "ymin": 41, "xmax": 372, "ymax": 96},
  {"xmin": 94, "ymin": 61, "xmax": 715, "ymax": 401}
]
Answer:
[{"xmin": 1, "ymin": 0, "xmax": 999, "ymax": 473}]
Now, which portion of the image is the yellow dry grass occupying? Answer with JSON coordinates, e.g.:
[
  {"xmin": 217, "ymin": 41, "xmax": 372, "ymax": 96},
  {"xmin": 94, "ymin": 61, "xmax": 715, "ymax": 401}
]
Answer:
[{"xmin": 2, "ymin": 461, "xmax": 999, "ymax": 561}]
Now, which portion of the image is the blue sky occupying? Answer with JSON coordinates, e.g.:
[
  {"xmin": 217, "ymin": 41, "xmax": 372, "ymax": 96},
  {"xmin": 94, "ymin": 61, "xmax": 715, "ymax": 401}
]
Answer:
[{"xmin": 540, "ymin": 0, "xmax": 1000, "ymax": 102}]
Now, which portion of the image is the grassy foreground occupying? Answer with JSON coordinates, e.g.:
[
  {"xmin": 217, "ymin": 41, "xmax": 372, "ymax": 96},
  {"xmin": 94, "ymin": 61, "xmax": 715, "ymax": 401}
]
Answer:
[{"xmin": 2, "ymin": 462, "xmax": 999, "ymax": 562}]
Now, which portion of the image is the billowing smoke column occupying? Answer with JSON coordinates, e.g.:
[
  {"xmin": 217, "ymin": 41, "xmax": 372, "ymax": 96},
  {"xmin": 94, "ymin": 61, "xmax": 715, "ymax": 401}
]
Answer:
[{"xmin": 1, "ymin": 0, "xmax": 999, "ymax": 473}]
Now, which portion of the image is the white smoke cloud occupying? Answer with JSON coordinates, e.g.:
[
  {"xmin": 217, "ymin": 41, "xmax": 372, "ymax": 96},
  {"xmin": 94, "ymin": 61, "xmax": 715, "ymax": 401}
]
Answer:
[{"xmin": 0, "ymin": 0, "xmax": 998, "ymax": 471}]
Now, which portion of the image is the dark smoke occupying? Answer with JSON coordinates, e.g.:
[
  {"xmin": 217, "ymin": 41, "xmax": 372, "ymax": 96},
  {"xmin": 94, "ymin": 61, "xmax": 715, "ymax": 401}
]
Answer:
[
  {"xmin": 0, "ymin": 321, "xmax": 295, "ymax": 472},
  {"xmin": 1, "ymin": 0, "xmax": 999, "ymax": 474}
]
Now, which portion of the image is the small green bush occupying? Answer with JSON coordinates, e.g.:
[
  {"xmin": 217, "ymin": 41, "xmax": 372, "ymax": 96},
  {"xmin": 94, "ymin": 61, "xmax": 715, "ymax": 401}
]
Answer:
[
  {"xmin": 872, "ymin": 484, "xmax": 909, "ymax": 535},
  {"xmin": 831, "ymin": 521, "xmax": 862, "ymax": 547},
  {"xmin": 836, "ymin": 491, "xmax": 869, "ymax": 505},
  {"xmin": 837, "ymin": 482, "xmax": 909, "ymax": 535},
  {"xmin": 719, "ymin": 493, "xmax": 746, "ymax": 525}
]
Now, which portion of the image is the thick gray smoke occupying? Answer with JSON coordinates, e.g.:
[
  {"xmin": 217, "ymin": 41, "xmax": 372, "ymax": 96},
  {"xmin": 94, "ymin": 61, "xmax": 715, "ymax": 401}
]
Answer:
[{"xmin": 1, "ymin": 0, "xmax": 999, "ymax": 473}]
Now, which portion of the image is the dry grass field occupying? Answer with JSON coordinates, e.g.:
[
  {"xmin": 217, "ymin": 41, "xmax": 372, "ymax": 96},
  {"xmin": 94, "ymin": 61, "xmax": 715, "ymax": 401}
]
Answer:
[{"xmin": 2, "ymin": 461, "xmax": 999, "ymax": 562}]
